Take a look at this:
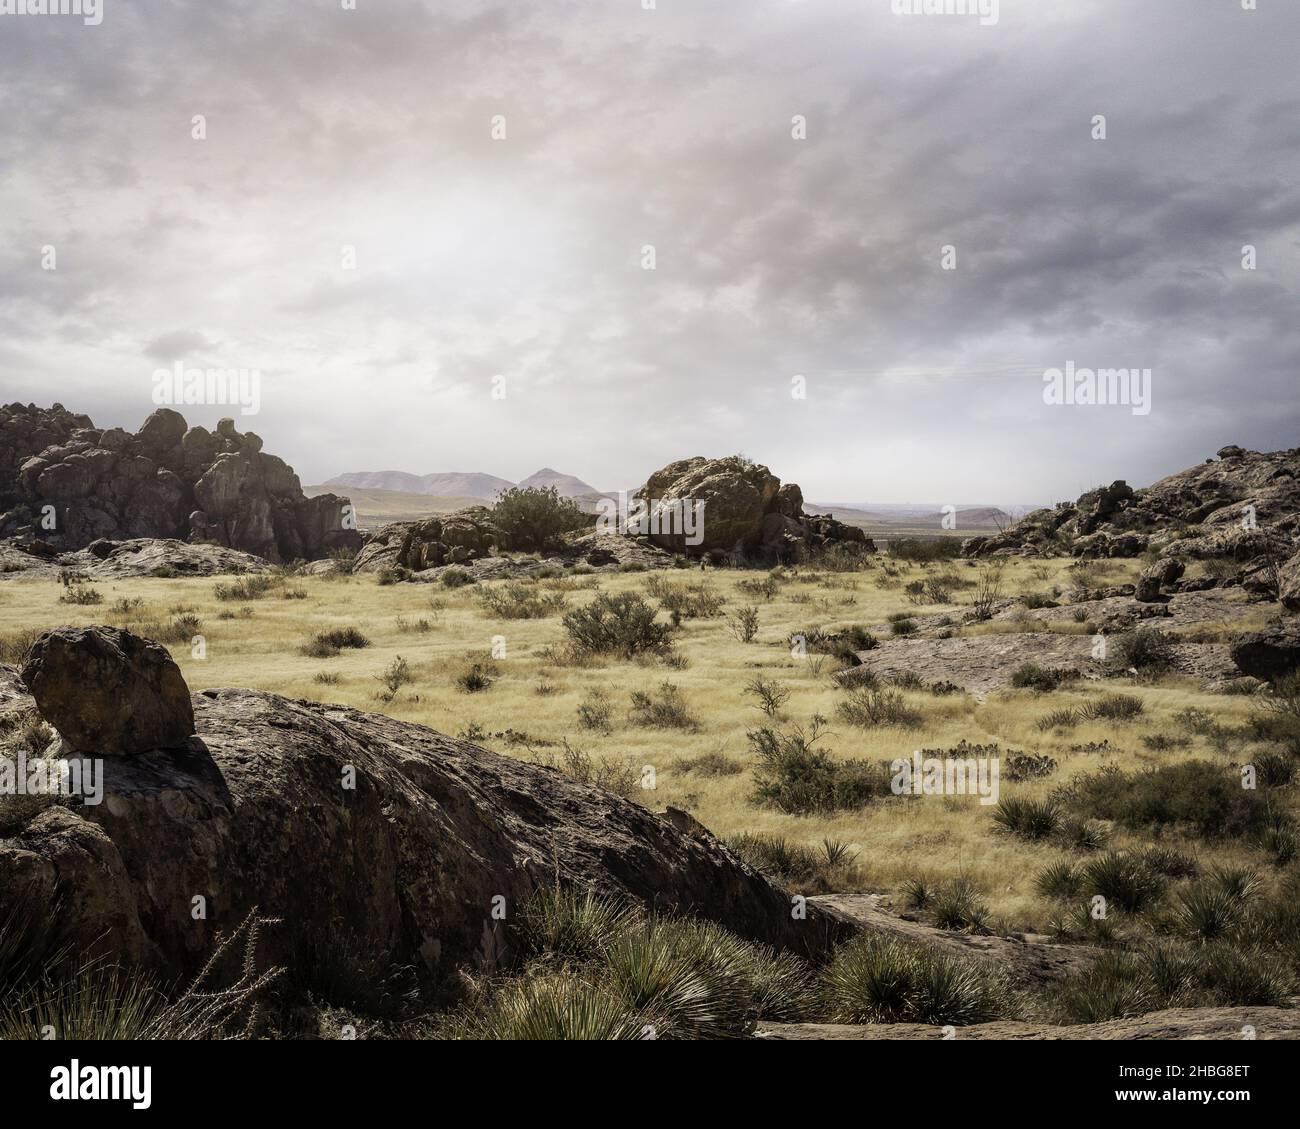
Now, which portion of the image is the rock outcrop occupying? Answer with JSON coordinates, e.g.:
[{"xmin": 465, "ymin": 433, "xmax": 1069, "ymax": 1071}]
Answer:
[
  {"xmin": 0, "ymin": 537, "xmax": 272, "ymax": 581},
  {"xmin": 20, "ymin": 626, "xmax": 195, "ymax": 754},
  {"xmin": 1230, "ymin": 630, "xmax": 1300, "ymax": 683},
  {"xmin": 0, "ymin": 404, "xmax": 361, "ymax": 562},
  {"xmin": 0, "ymin": 634, "xmax": 852, "ymax": 986},
  {"xmin": 633, "ymin": 455, "xmax": 873, "ymax": 561},
  {"xmin": 963, "ymin": 446, "xmax": 1300, "ymax": 566},
  {"xmin": 352, "ymin": 509, "xmax": 502, "ymax": 574}
]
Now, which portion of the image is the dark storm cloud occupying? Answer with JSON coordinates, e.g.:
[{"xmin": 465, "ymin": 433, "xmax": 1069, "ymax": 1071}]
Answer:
[{"xmin": 0, "ymin": 0, "xmax": 1296, "ymax": 502}]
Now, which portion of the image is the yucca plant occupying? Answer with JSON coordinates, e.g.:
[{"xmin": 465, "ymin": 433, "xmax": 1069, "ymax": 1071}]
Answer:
[
  {"xmin": 440, "ymin": 971, "xmax": 648, "ymax": 1040},
  {"xmin": 992, "ymin": 796, "xmax": 1061, "ymax": 841},
  {"xmin": 1081, "ymin": 852, "xmax": 1166, "ymax": 915},
  {"xmin": 1035, "ymin": 860, "xmax": 1083, "ymax": 901},
  {"xmin": 820, "ymin": 934, "xmax": 1012, "ymax": 1026},
  {"xmin": 514, "ymin": 887, "xmax": 641, "ymax": 966},
  {"xmin": 602, "ymin": 920, "xmax": 754, "ymax": 1039},
  {"xmin": 1050, "ymin": 951, "xmax": 1151, "ymax": 1024},
  {"xmin": 1175, "ymin": 884, "xmax": 1242, "ymax": 943}
]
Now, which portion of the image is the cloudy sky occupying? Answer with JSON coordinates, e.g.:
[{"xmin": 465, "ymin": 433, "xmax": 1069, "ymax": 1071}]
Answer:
[{"xmin": 2, "ymin": 0, "xmax": 1297, "ymax": 505}]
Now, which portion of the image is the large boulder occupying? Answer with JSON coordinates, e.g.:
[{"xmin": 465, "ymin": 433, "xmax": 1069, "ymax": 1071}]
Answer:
[
  {"xmin": 1230, "ymin": 630, "xmax": 1300, "ymax": 682},
  {"xmin": 0, "ymin": 407, "xmax": 361, "ymax": 563},
  {"xmin": 633, "ymin": 455, "xmax": 872, "ymax": 560},
  {"xmin": 1135, "ymin": 557, "xmax": 1184, "ymax": 602},
  {"xmin": 0, "ymin": 658, "xmax": 852, "ymax": 985},
  {"xmin": 353, "ymin": 510, "xmax": 501, "ymax": 573},
  {"xmin": 19, "ymin": 626, "xmax": 195, "ymax": 754}
]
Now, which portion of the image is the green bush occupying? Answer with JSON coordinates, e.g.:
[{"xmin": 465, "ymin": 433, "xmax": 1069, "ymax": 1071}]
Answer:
[
  {"xmin": 563, "ymin": 593, "xmax": 672, "ymax": 657},
  {"xmin": 748, "ymin": 724, "xmax": 891, "ymax": 815},
  {"xmin": 490, "ymin": 486, "xmax": 589, "ymax": 552}
]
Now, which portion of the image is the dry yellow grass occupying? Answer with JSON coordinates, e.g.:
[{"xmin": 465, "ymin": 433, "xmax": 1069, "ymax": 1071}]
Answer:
[{"xmin": 0, "ymin": 554, "xmax": 1288, "ymax": 933}]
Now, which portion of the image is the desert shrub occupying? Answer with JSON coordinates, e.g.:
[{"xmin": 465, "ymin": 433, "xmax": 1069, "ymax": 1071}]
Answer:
[
  {"xmin": 440, "ymin": 568, "xmax": 475, "ymax": 589},
  {"xmin": 604, "ymin": 918, "xmax": 809, "ymax": 1035},
  {"xmin": 214, "ymin": 575, "xmax": 277, "ymax": 601},
  {"xmin": 490, "ymin": 486, "xmax": 588, "ymax": 551},
  {"xmin": 677, "ymin": 751, "xmax": 742, "ymax": 778},
  {"xmin": 455, "ymin": 660, "xmax": 497, "ymax": 693},
  {"xmin": 1054, "ymin": 762, "xmax": 1278, "ymax": 840},
  {"xmin": 1021, "ymin": 592, "xmax": 1058, "ymax": 610},
  {"xmin": 628, "ymin": 682, "xmax": 698, "ymax": 731},
  {"xmin": 991, "ymin": 796, "xmax": 1061, "ymax": 841},
  {"xmin": 515, "ymin": 887, "xmax": 641, "ymax": 965},
  {"xmin": 563, "ymin": 593, "xmax": 671, "ymax": 658},
  {"xmin": 1109, "ymin": 627, "xmax": 1175, "ymax": 674},
  {"xmin": 652, "ymin": 581, "xmax": 725, "ymax": 620},
  {"xmin": 0, "ymin": 627, "xmax": 43, "ymax": 664},
  {"xmin": 820, "ymin": 935, "xmax": 1013, "ymax": 1026},
  {"xmin": 300, "ymin": 626, "xmax": 371, "ymax": 658},
  {"xmin": 727, "ymin": 605, "xmax": 760, "ymax": 643},
  {"xmin": 1140, "ymin": 846, "xmax": 1200, "ymax": 879},
  {"xmin": 1140, "ymin": 733, "xmax": 1192, "ymax": 752},
  {"xmin": 1050, "ymin": 941, "xmax": 1293, "ymax": 1024},
  {"xmin": 376, "ymin": 656, "xmax": 414, "ymax": 700},
  {"xmin": 57, "ymin": 580, "xmax": 102, "ymax": 605},
  {"xmin": 313, "ymin": 671, "xmax": 341, "ymax": 685},
  {"xmin": 743, "ymin": 675, "xmax": 790, "ymax": 719},
  {"xmin": 1035, "ymin": 860, "xmax": 1084, "ymax": 900},
  {"xmin": 1053, "ymin": 816, "xmax": 1111, "ymax": 853},
  {"xmin": 1003, "ymin": 752, "xmax": 1057, "ymax": 782},
  {"xmin": 927, "ymin": 879, "xmax": 991, "ymax": 932},
  {"xmin": 438, "ymin": 972, "xmax": 646, "ymax": 1041},
  {"xmin": 1080, "ymin": 852, "xmax": 1166, "ymax": 915},
  {"xmin": 723, "ymin": 833, "xmax": 858, "ymax": 893},
  {"xmin": 737, "ymin": 575, "xmax": 781, "ymax": 601},
  {"xmin": 533, "ymin": 740, "xmax": 639, "ymax": 799},
  {"xmin": 1010, "ymin": 663, "xmax": 1065, "ymax": 692},
  {"xmin": 476, "ymin": 582, "xmax": 567, "ymax": 620},
  {"xmin": 748, "ymin": 723, "xmax": 890, "ymax": 815},
  {"xmin": 970, "ymin": 565, "xmax": 1005, "ymax": 620},
  {"xmin": 576, "ymin": 689, "xmax": 613, "ymax": 732},
  {"xmin": 888, "ymin": 617, "xmax": 917, "ymax": 637},
  {"xmin": 836, "ymin": 687, "xmax": 922, "ymax": 729},
  {"xmin": 1036, "ymin": 707, "xmax": 1081, "ymax": 732},
  {"xmin": 1077, "ymin": 693, "xmax": 1144, "ymax": 722},
  {"xmin": 1174, "ymin": 884, "xmax": 1243, "ymax": 942}
]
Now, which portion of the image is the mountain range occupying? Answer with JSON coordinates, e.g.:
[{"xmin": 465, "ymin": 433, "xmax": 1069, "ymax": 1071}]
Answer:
[{"xmin": 324, "ymin": 468, "xmax": 600, "ymax": 501}]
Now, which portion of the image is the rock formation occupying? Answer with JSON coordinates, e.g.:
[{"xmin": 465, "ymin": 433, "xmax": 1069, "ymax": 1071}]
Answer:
[
  {"xmin": 1, "ymin": 629, "xmax": 852, "ymax": 985},
  {"xmin": 352, "ymin": 509, "xmax": 502, "ymax": 573},
  {"xmin": 20, "ymin": 627, "xmax": 196, "ymax": 754},
  {"xmin": 963, "ymin": 446, "xmax": 1300, "ymax": 568},
  {"xmin": 0, "ymin": 403, "xmax": 361, "ymax": 562},
  {"xmin": 633, "ymin": 455, "xmax": 873, "ymax": 561}
]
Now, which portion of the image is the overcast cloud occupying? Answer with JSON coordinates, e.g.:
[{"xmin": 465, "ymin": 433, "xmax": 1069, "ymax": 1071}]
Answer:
[{"xmin": 1, "ymin": 0, "xmax": 1297, "ymax": 503}]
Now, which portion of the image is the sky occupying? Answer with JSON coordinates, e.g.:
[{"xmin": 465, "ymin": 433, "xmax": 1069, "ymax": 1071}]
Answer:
[{"xmin": 1, "ymin": 0, "xmax": 1297, "ymax": 505}]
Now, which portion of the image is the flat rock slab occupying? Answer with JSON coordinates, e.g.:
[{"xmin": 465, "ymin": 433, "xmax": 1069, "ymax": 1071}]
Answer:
[
  {"xmin": 811, "ymin": 893, "xmax": 1098, "ymax": 989},
  {"xmin": 841, "ymin": 634, "xmax": 1238, "ymax": 695},
  {"xmin": 0, "ymin": 537, "xmax": 270, "ymax": 580},
  {"xmin": 758, "ymin": 1003, "xmax": 1300, "ymax": 1040}
]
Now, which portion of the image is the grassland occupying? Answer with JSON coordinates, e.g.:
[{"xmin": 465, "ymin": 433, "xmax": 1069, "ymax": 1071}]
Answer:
[{"xmin": 1, "ymin": 553, "xmax": 1293, "ymax": 937}]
